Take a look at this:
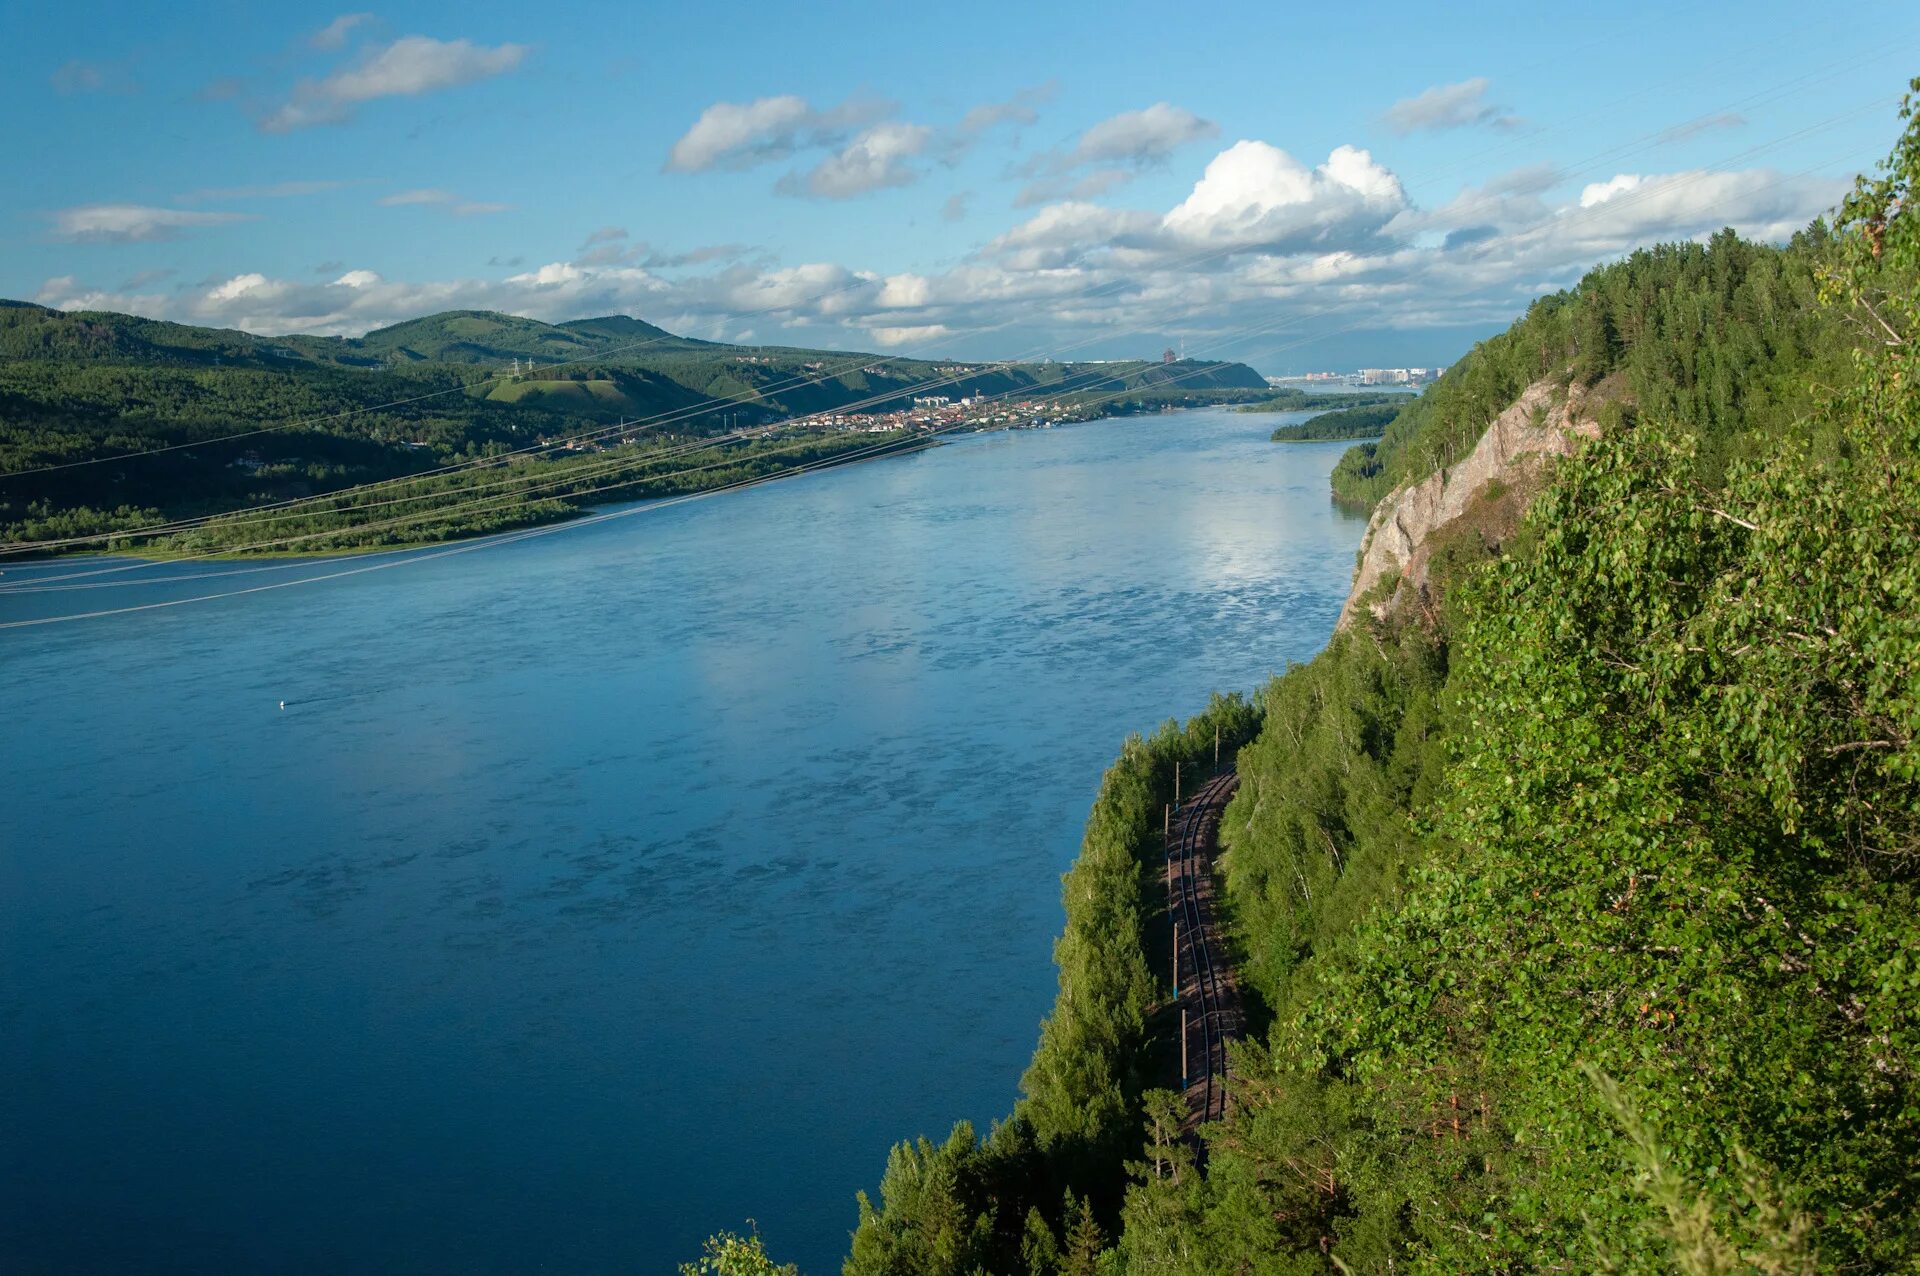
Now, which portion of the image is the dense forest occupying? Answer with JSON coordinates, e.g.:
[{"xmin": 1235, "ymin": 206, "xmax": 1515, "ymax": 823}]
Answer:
[
  {"xmin": 1237, "ymin": 389, "xmax": 1413, "ymax": 414},
  {"xmin": 0, "ymin": 303, "xmax": 1266, "ymax": 552},
  {"xmin": 787, "ymin": 83, "xmax": 1920, "ymax": 1274},
  {"xmin": 1268, "ymin": 401, "xmax": 1402, "ymax": 443}
]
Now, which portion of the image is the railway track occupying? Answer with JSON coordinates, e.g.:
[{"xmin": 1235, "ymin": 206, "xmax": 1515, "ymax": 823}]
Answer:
[{"xmin": 1168, "ymin": 769, "xmax": 1243, "ymax": 1133}]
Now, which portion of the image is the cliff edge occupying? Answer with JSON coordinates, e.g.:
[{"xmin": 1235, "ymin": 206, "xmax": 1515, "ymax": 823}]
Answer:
[{"xmin": 1336, "ymin": 378, "xmax": 1601, "ymax": 629}]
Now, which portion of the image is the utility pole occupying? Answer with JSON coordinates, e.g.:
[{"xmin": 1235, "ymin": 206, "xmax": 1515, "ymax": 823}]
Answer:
[
  {"xmin": 1173, "ymin": 921, "xmax": 1180, "ymax": 999},
  {"xmin": 1175, "ymin": 761, "xmax": 1181, "ymax": 806},
  {"xmin": 1181, "ymin": 1007, "xmax": 1189, "ymax": 1088},
  {"xmin": 1164, "ymin": 803, "xmax": 1170, "ymax": 842},
  {"xmin": 1215, "ymin": 725, "xmax": 1221, "ymax": 769}
]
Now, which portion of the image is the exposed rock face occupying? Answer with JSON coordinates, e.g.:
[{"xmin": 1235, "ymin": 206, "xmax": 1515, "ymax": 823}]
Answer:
[{"xmin": 1337, "ymin": 378, "xmax": 1601, "ymax": 629}]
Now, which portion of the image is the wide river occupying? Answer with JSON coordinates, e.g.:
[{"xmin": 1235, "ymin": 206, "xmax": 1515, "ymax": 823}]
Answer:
[{"xmin": 1, "ymin": 407, "xmax": 1366, "ymax": 1274}]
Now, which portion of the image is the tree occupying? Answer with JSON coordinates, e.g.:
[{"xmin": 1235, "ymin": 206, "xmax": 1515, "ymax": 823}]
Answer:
[
  {"xmin": 679, "ymin": 1226, "xmax": 797, "ymax": 1276},
  {"xmin": 1060, "ymin": 1193, "xmax": 1104, "ymax": 1276}
]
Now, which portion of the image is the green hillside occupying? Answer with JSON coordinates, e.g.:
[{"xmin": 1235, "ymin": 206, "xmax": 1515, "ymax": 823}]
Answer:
[{"xmin": 0, "ymin": 300, "xmax": 1267, "ymax": 551}]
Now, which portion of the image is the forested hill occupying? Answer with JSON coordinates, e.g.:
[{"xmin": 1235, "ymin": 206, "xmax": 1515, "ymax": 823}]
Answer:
[
  {"xmin": 826, "ymin": 83, "xmax": 1920, "ymax": 1274},
  {"xmin": 0, "ymin": 301, "xmax": 1264, "ymax": 548}
]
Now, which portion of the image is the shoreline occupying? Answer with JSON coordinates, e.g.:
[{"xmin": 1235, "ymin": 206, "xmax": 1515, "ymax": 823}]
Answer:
[{"xmin": 6, "ymin": 398, "xmax": 1261, "ymax": 567}]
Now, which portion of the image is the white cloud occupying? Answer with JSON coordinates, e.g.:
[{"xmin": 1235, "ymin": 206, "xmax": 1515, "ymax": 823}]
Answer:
[
  {"xmin": 209, "ymin": 273, "xmax": 273, "ymax": 302},
  {"xmin": 378, "ymin": 188, "xmax": 452, "ymax": 206},
  {"xmin": 665, "ymin": 86, "xmax": 1051, "ymax": 197},
  {"xmin": 1159, "ymin": 142, "xmax": 1407, "ymax": 252},
  {"xmin": 309, "ymin": 13, "xmax": 374, "ymax": 51},
  {"xmin": 955, "ymin": 81, "xmax": 1057, "ymax": 138},
  {"xmin": 1578, "ymin": 174, "xmax": 1643, "ymax": 207},
  {"xmin": 263, "ymin": 35, "xmax": 528, "ymax": 132},
  {"xmin": 1013, "ymin": 103, "xmax": 1218, "ymax": 205},
  {"xmin": 1073, "ymin": 103, "xmax": 1218, "ymax": 166},
  {"xmin": 377, "ymin": 188, "xmax": 512, "ymax": 216},
  {"xmin": 668, "ymin": 95, "xmax": 813, "ymax": 171},
  {"xmin": 34, "ymin": 136, "xmax": 1845, "ymax": 374},
  {"xmin": 48, "ymin": 203, "xmax": 253, "ymax": 244},
  {"xmin": 665, "ymin": 95, "xmax": 888, "ymax": 173},
  {"xmin": 868, "ymin": 324, "xmax": 953, "ymax": 347},
  {"xmin": 1382, "ymin": 78, "xmax": 1520, "ymax": 134},
  {"xmin": 778, "ymin": 122, "xmax": 933, "ymax": 199},
  {"xmin": 982, "ymin": 201, "xmax": 1160, "ymax": 270}
]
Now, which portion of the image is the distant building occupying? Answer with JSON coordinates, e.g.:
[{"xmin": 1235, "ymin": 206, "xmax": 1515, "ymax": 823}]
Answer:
[{"xmin": 1162, "ymin": 348, "xmax": 1177, "ymax": 364}]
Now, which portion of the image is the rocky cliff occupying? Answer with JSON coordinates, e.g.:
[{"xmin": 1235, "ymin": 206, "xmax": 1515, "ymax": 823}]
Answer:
[{"xmin": 1337, "ymin": 378, "xmax": 1601, "ymax": 629}]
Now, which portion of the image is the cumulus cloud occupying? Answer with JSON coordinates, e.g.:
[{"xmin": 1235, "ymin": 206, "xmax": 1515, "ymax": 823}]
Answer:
[
  {"xmin": 1382, "ymin": 78, "xmax": 1520, "ymax": 134},
  {"xmin": 48, "ymin": 203, "xmax": 253, "ymax": 244},
  {"xmin": 982, "ymin": 201, "xmax": 1160, "ymax": 270},
  {"xmin": 1560, "ymin": 168, "xmax": 1833, "ymax": 244},
  {"xmin": 777, "ymin": 122, "xmax": 934, "ymax": 199},
  {"xmin": 1158, "ymin": 142, "xmax": 1407, "ymax": 253},
  {"xmin": 262, "ymin": 35, "xmax": 528, "ymax": 131},
  {"xmin": 309, "ymin": 13, "xmax": 374, "ymax": 51},
  {"xmin": 34, "ymin": 134, "xmax": 1845, "ymax": 376}
]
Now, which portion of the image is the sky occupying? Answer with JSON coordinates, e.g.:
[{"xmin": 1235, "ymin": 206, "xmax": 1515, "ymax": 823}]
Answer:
[{"xmin": 4, "ymin": 1, "xmax": 1916, "ymax": 373}]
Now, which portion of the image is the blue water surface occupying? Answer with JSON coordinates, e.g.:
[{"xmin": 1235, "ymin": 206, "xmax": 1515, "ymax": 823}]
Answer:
[{"xmin": 0, "ymin": 408, "xmax": 1366, "ymax": 1274}]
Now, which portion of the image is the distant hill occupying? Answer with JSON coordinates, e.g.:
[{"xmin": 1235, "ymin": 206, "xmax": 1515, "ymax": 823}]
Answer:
[{"xmin": 0, "ymin": 300, "xmax": 1270, "ymax": 548}]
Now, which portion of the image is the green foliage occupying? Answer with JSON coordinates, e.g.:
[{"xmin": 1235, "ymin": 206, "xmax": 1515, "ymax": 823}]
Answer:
[
  {"xmin": 1588, "ymin": 1067, "xmax": 1818, "ymax": 1275},
  {"xmin": 1239, "ymin": 390, "xmax": 1414, "ymax": 413},
  {"xmin": 680, "ymin": 1226, "xmax": 799, "ymax": 1276},
  {"xmin": 1217, "ymin": 625, "xmax": 1450, "ymax": 1018},
  {"xmin": 1268, "ymin": 401, "xmax": 1404, "ymax": 442},
  {"xmin": 1131, "ymin": 81, "xmax": 1920, "ymax": 1273},
  {"xmin": 846, "ymin": 695, "xmax": 1261, "ymax": 1273}
]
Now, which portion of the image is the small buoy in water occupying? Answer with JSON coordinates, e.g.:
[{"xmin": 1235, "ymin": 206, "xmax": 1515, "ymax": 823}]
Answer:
[{"xmin": 279, "ymin": 701, "xmax": 286, "ymax": 710}]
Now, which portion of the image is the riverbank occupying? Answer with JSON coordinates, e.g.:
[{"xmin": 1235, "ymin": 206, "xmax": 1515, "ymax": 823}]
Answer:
[{"xmin": 4, "ymin": 430, "xmax": 939, "ymax": 564}]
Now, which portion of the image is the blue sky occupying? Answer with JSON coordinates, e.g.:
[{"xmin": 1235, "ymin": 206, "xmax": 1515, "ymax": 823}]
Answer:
[{"xmin": 5, "ymin": 0, "xmax": 1915, "ymax": 370}]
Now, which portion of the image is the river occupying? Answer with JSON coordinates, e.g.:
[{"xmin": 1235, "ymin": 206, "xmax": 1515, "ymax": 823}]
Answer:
[{"xmin": 0, "ymin": 407, "xmax": 1367, "ymax": 1274}]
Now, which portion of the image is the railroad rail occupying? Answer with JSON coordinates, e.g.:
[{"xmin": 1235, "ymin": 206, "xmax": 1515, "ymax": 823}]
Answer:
[{"xmin": 1167, "ymin": 769, "xmax": 1243, "ymax": 1133}]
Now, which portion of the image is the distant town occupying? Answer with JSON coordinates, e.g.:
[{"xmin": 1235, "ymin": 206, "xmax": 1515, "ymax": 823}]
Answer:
[{"xmin": 1265, "ymin": 366, "xmax": 1446, "ymax": 387}]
